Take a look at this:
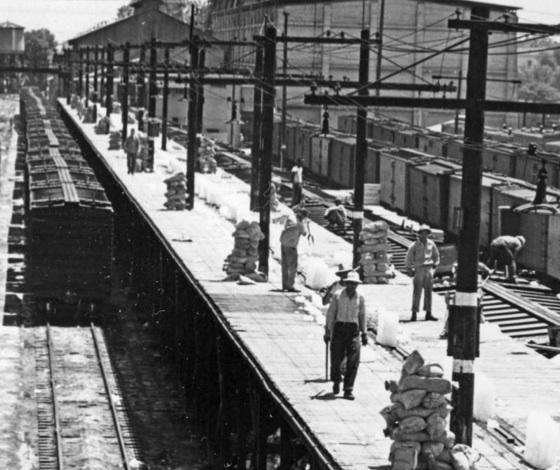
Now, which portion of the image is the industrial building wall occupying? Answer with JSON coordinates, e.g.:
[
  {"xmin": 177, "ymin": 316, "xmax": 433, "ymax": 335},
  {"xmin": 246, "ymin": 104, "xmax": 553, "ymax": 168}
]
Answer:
[{"xmin": 209, "ymin": 0, "xmax": 519, "ymax": 128}]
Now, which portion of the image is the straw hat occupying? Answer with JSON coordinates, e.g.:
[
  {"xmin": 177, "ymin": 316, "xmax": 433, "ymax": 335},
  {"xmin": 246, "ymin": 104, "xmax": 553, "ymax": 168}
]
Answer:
[
  {"xmin": 345, "ymin": 271, "xmax": 362, "ymax": 284},
  {"xmin": 335, "ymin": 264, "xmax": 353, "ymax": 277},
  {"xmin": 417, "ymin": 224, "xmax": 432, "ymax": 234}
]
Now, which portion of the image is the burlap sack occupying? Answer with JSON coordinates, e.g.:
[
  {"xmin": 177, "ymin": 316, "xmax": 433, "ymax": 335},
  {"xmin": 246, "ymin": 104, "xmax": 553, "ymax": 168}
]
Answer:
[
  {"xmin": 391, "ymin": 389, "xmax": 427, "ymax": 410},
  {"xmin": 422, "ymin": 392, "xmax": 446, "ymax": 409},
  {"xmin": 421, "ymin": 442, "xmax": 444, "ymax": 460},
  {"xmin": 398, "ymin": 375, "xmax": 451, "ymax": 394},
  {"xmin": 426, "ymin": 413, "xmax": 446, "ymax": 439},
  {"xmin": 402, "ymin": 350, "xmax": 425, "ymax": 375},
  {"xmin": 399, "ymin": 416, "xmax": 427, "ymax": 433},
  {"xmin": 390, "ymin": 441, "xmax": 420, "ymax": 470}
]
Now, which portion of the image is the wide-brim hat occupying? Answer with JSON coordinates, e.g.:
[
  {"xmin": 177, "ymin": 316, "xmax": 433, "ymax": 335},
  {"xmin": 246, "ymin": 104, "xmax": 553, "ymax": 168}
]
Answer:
[
  {"xmin": 344, "ymin": 271, "xmax": 362, "ymax": 284},
  {"xmin": 335, "ymin": 264, "xmax": 353, "ymax": 277},
  {"xmin": 417, "ymin": 224, "xmax": 432, "ymax": 234}
]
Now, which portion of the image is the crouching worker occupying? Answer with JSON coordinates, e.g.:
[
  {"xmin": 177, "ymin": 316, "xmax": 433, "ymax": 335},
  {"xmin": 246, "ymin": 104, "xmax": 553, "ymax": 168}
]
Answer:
[
  {"xmin": 323, "ymin": 271, "xmax": 368, "ymax": 400},
  {"xmin": 487, "ymin": 235, "xmax": 525, "ymax": 282},
  {"xmin": 324, "ymin": 199, "xmax": 347, "ymax": 228}
]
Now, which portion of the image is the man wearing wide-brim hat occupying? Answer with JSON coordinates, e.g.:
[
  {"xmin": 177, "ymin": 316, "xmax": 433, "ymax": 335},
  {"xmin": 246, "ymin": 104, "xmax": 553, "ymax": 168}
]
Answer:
[
  {"xmin": 323, "ymin": 271, "xmax": 368, "ymax": 400},
  {"xmin": 405, "ymin": 224, "xmax": 440, "ymax": 321}
]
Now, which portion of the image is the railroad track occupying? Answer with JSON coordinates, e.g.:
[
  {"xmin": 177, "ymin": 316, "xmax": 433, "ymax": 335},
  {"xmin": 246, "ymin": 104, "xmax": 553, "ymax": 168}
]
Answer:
[
  {"xmin": 35, "ymin": 323, "xmax": 139, "ymax": 469},
  {"xmin": 166, "ymin": 127, "xmax": 560, "ymax": 343}
]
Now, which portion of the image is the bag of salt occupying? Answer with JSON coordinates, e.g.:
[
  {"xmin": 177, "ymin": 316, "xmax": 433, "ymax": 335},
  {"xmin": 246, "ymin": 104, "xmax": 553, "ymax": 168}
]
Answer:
[
  {"xmin": 391, "ymin": 389, "xmax": 427, "ymax": 410},
  {"xmin": 399, "ymin": 416, "xmax": 427, "ymax": 433}
]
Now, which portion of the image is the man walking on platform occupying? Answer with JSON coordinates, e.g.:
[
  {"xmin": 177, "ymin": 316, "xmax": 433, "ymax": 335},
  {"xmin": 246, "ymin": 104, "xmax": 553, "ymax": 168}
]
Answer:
[
  {"xmin": 323, "ymin": 271, "xmax": 368, "ymax": 400},
  {"xmin": 405, "ymin": 225, "xmax": 440, "ymax": 322},
  {"xmin": 280, "ymin": 208, "xmax": 310, "ymax": 292},
  {"xmin": 487, "ymin": 234, "xmax": 525, "ymax": 282},
  {"xmin": 291, "ymin": 158, "xmax": 304, "ymax": 206},
  {"xmin": 124, "ymin": 128, "xmax": 141, "ymax": 175}
]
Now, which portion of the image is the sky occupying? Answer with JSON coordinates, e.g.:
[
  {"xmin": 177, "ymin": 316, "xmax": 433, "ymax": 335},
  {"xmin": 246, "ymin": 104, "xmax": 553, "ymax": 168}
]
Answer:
[{"xmin": 0, "ymin": 0, "xmax": 560, "ymax": 44}]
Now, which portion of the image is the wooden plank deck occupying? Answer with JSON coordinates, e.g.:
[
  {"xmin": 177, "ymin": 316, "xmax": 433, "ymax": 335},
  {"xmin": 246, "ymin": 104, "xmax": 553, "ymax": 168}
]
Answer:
[{"xmin": 60, "ymin": 100, "xmax": 560, "ymax": 469}]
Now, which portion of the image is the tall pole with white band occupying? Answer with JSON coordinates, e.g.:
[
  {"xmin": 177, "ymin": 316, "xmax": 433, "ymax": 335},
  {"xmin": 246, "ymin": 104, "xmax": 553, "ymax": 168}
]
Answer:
[
  {"xmin": 352, "ymin": 28, "xmax": 370, "ymax": 270},
  {"xmin": 448, "ymin": 5, "xmax": 489, "ymax": 446}
]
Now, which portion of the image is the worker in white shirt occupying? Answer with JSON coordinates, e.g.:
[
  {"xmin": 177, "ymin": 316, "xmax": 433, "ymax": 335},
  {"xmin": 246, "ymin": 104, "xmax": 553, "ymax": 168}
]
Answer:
[
  {"xmin": 279, "ymin": 208, "xmax": 310, "ymax": 292},
  {"xmin": 405, "ymin": 224, "xmax": 440, "ymax": 322},
  {"xmin": 323, "ymin": 271, "xmax": 368, "ymax": 400},
  {"xmin": 291, "ymin": 158, "xmax": 304, "ymax": 206}
]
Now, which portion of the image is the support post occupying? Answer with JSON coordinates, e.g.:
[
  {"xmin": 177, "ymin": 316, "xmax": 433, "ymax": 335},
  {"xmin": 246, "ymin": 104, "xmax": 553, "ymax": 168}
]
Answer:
[
  {"xmin": 78, "ymin": 48, "xmax": 83, "ymax": 97},
  {"xmin": 148, "ymin": 36, "xmax": 157, "ymax": 171},
  {"xmin": 253, "ymin": 388, "xmax": 268, "ymax": 470},
  {"xmin": 100, "ymin": 49, "xmax": 105, "ymax": 106},
  {"xmin": 352, "ymin": 29, "xmax": 370, "ymax": 269},
  {"xmin": 93, "ymin": 46, "xmax": 99, "ymax": 98},
  {"xmin": 449, "ymin": 5, "xmax": 489, "ymax": 447},
  {"xmin": 250, "ymin": 41, "xmax": 263, "ymax": 211},
  {"xmin": 85, "ymin": 46, "xmax": 90, "ymax": 107},
  {"xmin": 279, "ymin": 11, "xmax": 289, "ymax": 169},
  {"xmin": 454, "ymin": 69, "xmax": 463, "ymax": 134},
  {"xmin": 186, "ymin": 36, "xmax": 199, "ymax": 210},
  {"xmin": 106, "ymin": 43, "xmax": 114, "ymax": 117},
  {"xmin": 196, "ymin": 47, "xmax": 205, "ymax": 134},
  {"xmin": 66, "ymin": 50, "xmax": 72, "ymax": 104},
  {"xmin": 258, "ymin": 24, "xmax": 277, "ymax": 277},
  {"xmin": 280, "ymin": 422, "xmax": 294, "ymax": 470},
  {"xmin": 162, "ymin": 47, "xmax": 170, "ymax": 150},
  {"xmin": 122, "ymin": 43, "xmax": 130, "ymax": 142},
  {"xmin": 138, "ymin": 44, "xmax": 146, "ymax": 109}
]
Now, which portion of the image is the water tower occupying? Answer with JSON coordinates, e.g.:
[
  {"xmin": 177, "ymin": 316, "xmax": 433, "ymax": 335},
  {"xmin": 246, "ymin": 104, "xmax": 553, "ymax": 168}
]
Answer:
[{"xmin": 0, "ymin": 21, "xmax": 24, "ymax": 93}]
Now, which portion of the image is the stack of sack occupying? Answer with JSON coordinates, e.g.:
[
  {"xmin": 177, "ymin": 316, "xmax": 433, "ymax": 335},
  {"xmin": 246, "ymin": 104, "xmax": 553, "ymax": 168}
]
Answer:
[
  {"xmin": 94, "ymin": 116, "xmax": 111, "ymax": 134},
  {"xmin": 359, "ymin": 221, "xmax": 392, "ymax": 284},
  {"xmin": 163, "ymin": 173, "xmax": 187, "ymax": 210},
  {"xmin": 223, "ymin": 221, "xmax": 264, "ymax": 278},
  {"xmin": 108, "ymin": 131, "xmax": 121, "ymax": 150},
  {"xmin": 197, "ymin": 141, "xmax": 217, "ymax": 173},
  {"xmin": 380, "ymin": 350, "xmax": 480, "ymax": 470}
]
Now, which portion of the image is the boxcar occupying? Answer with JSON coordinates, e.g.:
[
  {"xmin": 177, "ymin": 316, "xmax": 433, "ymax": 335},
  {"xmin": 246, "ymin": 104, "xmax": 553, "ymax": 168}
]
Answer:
[
  {"xmin": 310, "ymin": 134, "xmax": 332, "ymax": 180},
  {"xmin": 481, "ymin": 142, "xmax": 519, "ymax": 177},
  {"xmin": 447, "ymin": 172, "xmax": 508, "ymax": 247},
  {"xmin": 408, "ymin": 161, "xmax": 455, "ymax": 230},
  {"xmin": 329, "ymin": 136, "xmax": 355, "ymax": 188},
  {"xmin": 379, "ymin": 148, "xmax": 432, "ymax": 213}
]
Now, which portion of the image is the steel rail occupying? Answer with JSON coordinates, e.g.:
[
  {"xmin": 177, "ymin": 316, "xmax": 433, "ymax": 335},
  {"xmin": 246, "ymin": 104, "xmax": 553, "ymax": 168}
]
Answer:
[
  {"xmin": 90, "ymin": 323, "xmax": 130, "ymax": 470},
  {"xmin": 46, "ymin": 323, "xmax": 64, "ymax": 470}
]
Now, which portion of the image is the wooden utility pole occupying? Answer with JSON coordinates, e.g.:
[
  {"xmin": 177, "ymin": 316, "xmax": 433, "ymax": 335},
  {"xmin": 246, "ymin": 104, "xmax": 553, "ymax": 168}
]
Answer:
[
  {"xmin": 250, "ymin": 41, "xmax": 263, "ymax": 211},
  {"xmin": 77, "ymin": 49, "xmax": 83, "ymax": 98},
  {"xmin": 147, "ymin": 36, "xmax": 158, "ymax": 171},
  {"xmin": 122, "ymin": 43, "xmax": 130, "ymax": 142},
  {"xmin": 85, "ymin": 46, "xmax": 90, "ymax": 107},
  {"xmin": 258, "ymin": 24, "xmax": 277, "ymax": 277},
  {"xmin": 138, "ymin": 44, "xmax": 146, "ymax": 108},
  {"xmin": 93, "ymin": 46, "xmax": 99, "ymax": 100},
  {"xmin": 448, "ymin": 5, "xmax": 489, "ymax": 446},
  {"xmin": 161, "ymin": 47, "xmax": 170, "ymax": 150},
  {"xmin": 279, "ymin": 11, "xmax": 289, "ymax": 169},
  {"xmin": 196, "ymin": 47, "xmax": 205, "ymax": 134},
  {"xmin": 186, "ymin": 36, "xmax": 199, "ymax": 210},
  {"xmin": 352, "ymin": 29, "xmax": 370, "ymax": 270},
  {"xmin": 106, "ymin": 43, "xmax": 114, "ymax": 117}
]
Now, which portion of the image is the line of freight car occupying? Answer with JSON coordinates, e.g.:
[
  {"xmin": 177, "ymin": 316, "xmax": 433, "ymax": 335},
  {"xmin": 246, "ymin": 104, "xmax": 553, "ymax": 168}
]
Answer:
[
  {"xmin": 273, "ymin": 120, "xmax": 560, "ymax": 284},
  {"xmin": 21, "ymin": 88, "xmax": 114, "ymax": 321},
  {"xmin": 336, "ymin": 113, "xmax": 560, "ymax": 189}
]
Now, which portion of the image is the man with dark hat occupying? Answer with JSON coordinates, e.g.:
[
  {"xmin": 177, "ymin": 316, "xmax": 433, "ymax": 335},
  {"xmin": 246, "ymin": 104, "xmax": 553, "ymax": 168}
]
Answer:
[
  {"xmin": 323, "ymin": 271, "xmax": 368, "ymax": 400},
  {"xmin": 405, "ymin": 224, "xmax": 440, "ymax": 321}
]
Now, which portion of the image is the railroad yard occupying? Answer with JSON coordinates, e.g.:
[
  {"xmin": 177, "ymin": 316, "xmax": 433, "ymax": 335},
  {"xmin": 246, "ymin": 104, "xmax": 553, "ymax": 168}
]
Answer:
[{"xmin": 4, "ymin": 1, "xmax": 560, "ymax": 469}]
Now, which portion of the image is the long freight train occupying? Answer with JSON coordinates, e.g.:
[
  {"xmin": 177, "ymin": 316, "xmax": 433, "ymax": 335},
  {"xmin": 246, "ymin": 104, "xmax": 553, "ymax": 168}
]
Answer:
[
  {"xmin": 20, "ymin": 88, "xmax": 113, "ymax": 318},
  {"xmin": 271, "ymin": 115, "xmax": 560, "ymax": 282}
]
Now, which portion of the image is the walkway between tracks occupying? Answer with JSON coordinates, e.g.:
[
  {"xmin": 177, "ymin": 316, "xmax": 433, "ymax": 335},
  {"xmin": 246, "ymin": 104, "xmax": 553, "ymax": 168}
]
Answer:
[{"xmin": 59, "ymin": 100, "xmax": 560, "ymax": 470}]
